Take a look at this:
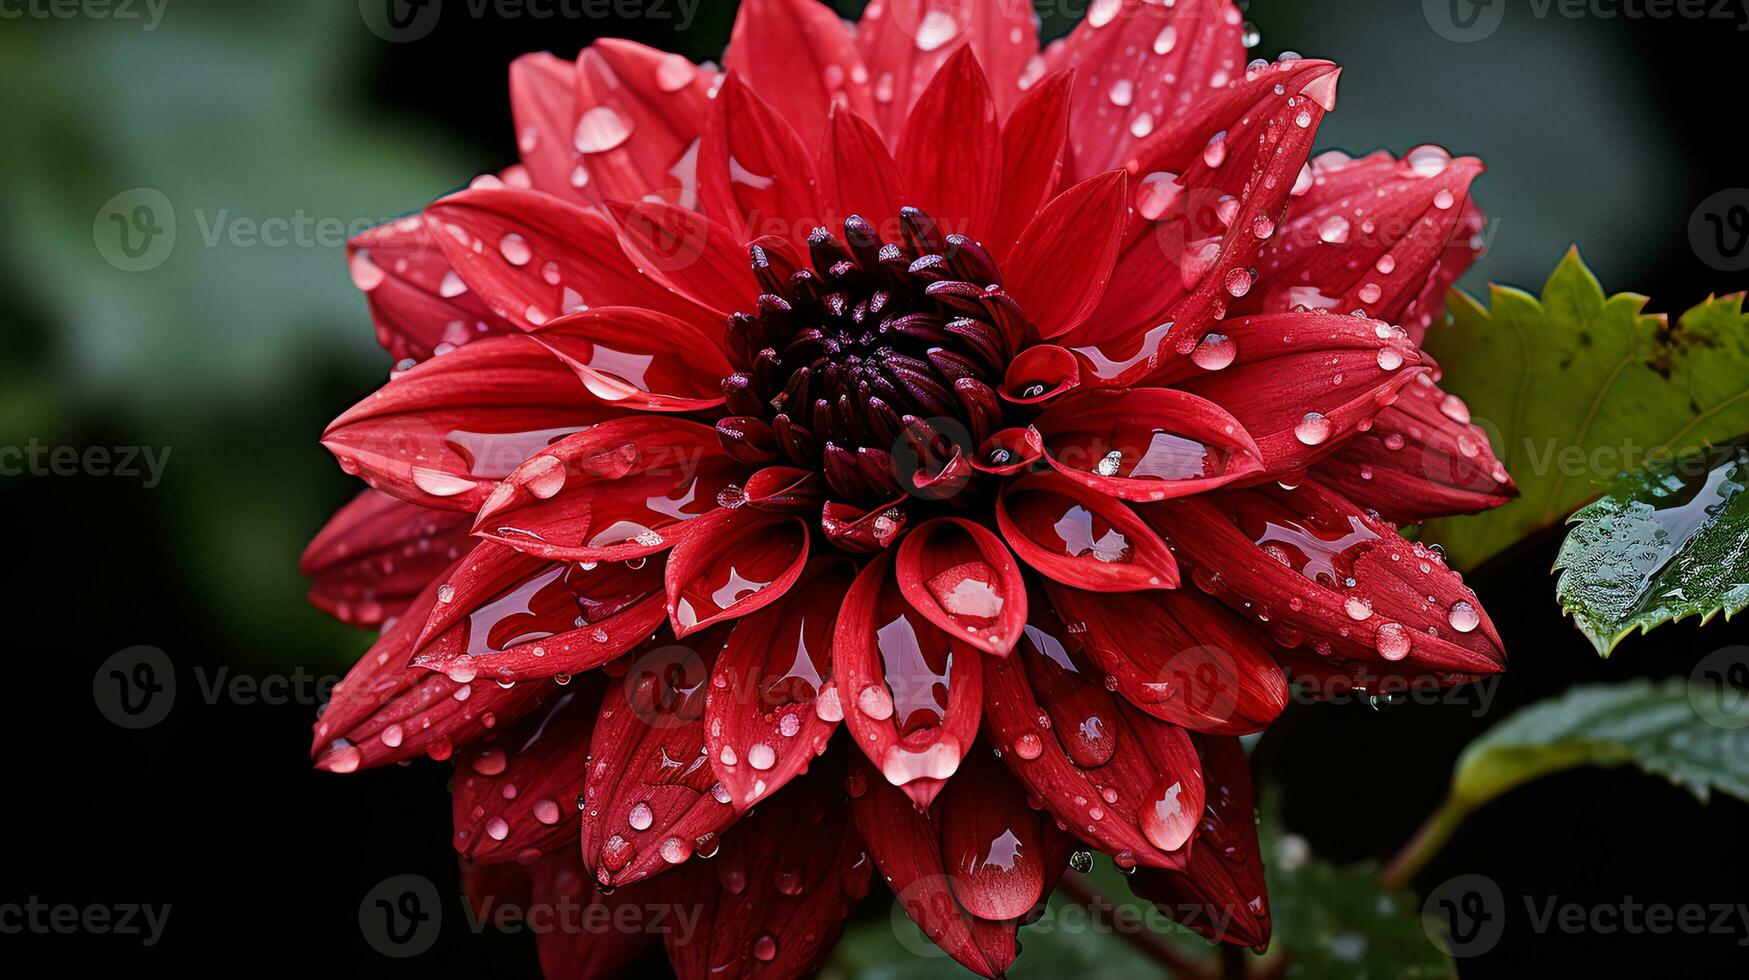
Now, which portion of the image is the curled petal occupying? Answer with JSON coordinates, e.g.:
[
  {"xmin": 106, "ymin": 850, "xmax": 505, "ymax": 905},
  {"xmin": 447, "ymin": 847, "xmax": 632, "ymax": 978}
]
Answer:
[
  {"xmin": 983, "ymin": 600, "xmax": 1206, "ymax": 868},
  {"xmin": 741, "ymin": 465, "xmax": 825, "ymax": 513},
  {"xmin": 896, "ymin": 518, "xmax": 1028, "ymax": 657},
  {"xmin": 1002, "ymin": 344, "xmax": 1081, "ymax": 406},
  {"xmin": 821, "ymin": 497, "xmax": 910, "ymax": 553},
  {"xmin": 1314, "ymin": 376, "xmax": 1517, "ymax": 522},
  {"xmin": 1034, "ymin": 388, "xmax": 1264, "ymax": 501},
  {"xmin": 1005, "ymin": 171, "xmax": 1128, "ymax": 340},
  {"xmin": 346, "ymin": 216, "xmax": 514, "ymax": 365},
  {"xmin": 1141, "ymin": 479, "xmax": 1507, "ymax": 677},
  {"xmin": 571, "ymin": 39, "xmax": 718, "ymax": 208},
  {"xmin": 451, "ymin": 679, "xmax": 602, "ymax": 864},
  {"xmin": 937, "ymin": 748, "xmax": 1074, "ymax": 923},
  {"xmin": 834, "ymin": 552, "xmax": 982, "ymax": 809},
  {"xmin": 410, "ymin": 541, "xmax": 666, "ymax": 682},
  {"xmin": 665, "ymin": 507, "xmax": 810, "ymax": 637},
  {"xmin": 707, "ymin": 560, "xmax": 854, "ymax": 809},
  {"xmin": 532, "ymin": 306, "xmax": 732, "ymax": 412},
  {"xmin": 973, "ymin": 426, "xmax": 1045, "ymax": 477},
  {"xmin": 471, "ymin": 417, "xmax": 744, "ymax": 562},
  {"xmin": 996, "ymin": 473, "xmax": 1178, "ymax": 592},
  {"xmin": 301, "ymin": 491, "xmax": 472, "ymax": 628},
  {"xmin": 726, "ymin": 0, "xmax": 875, "ymax": 150},
  {"xmin": 898, "ymin": 46, "xmax": 1001, "ymax": 242},
  {"xmin": 321, "ymin": 335, "xmax": 621, "ymax": 511},
  {"xmin": 664, "ymin": 760, "xmax": 872, "ymax": 978},
  {"xmin": 1128, "ymin": 735, "xmax": 1271, "ymax": 948},
  {"xmin": 1046, "ymin": 584, "xmax": 1287, "ymax": 735}
]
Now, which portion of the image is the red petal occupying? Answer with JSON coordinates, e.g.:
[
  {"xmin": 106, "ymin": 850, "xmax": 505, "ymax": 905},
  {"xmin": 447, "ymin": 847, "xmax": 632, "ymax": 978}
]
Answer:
[
  {"xmin": 821, "ymin": 497, "xmax": 910, "ymax": 553},
  {"xmin": 1046, "ymin": 584, "xmax": 1288, "ymax": 735},
  {"xmin": 425, "ymin": 185, "xmax": 709, "ymax": 331},
  {"xmin": 1045, "ymin": 0, "xmax": 1245, "ymax": 181},
  {"xmin": 578, "ymin": 629, "xmax": 739, "ymax": 886},
  {"xmin": 697, "ymin": 74, "xmax": 824, "ymax": 248},
  {"xmin": 990, "ymin": 69, "xmax": 1072, "ymax": 259},
  {"xmin": 707, "ymin": 560, "xmax": 854, "ymax": 809},
  {"xmin": 1243, "ymin": 149, "xmax": 1487, "ymax": 342},
  {"xmin": 1314, "ymin": 376, "xmax": 1517, "ymax": 522},
  {"xmin": 897, "ymin": 46, "xmax": 1001, "ymax": 242},
  {"xmin": 937, "ymin": 747, "xmax": 1064, "ymax": 922},
  {"xmin": 410, "ymin": 541, "xmax": 666, "ymax": 682},
  {"xmin": 847, "ymin": 754, "xmax": 1017, "ymax": 978},
  {"xmin": 311, "ymin": 575, "xmax": 551, "ymax": 772},
  {"xmin": 726, "ymin": 0, "xmax": 875, "ymax": 151},
  {"xmin": 321, "ymin": 335, "xmax": 620, "ymax": 511},
  {"xmin": 1128, "ymin": 734, "xmax": 1271, "ymax": 948},
  {"xmin": 1070, "ymin": 59, "xmax": 1339, "ymax": 362},
  {"xmin": 996, "ymin": 473, "xmax": 1178, "ymax": 592},
  {"xmin": 1004, "ymin": 171, "xmax": 1127, "ymax": 339},
  {"xmin": 665, "ymin": 507, "xmax": 811, "ymax": 637},
  {"xmin": 508, "ymin": 53, "xmax": 591, "ymax": 207},
  {"xmin": 1033, "ymin": 387, "xmax": 1264, "ymax": 501},
  {"xmin": 895, "ymin": 517, "xmax": 1028, "ymax": 656},
  {"xmin": 451, "ymin": 678, "xmax": 601, "ymax": 863},
  {"xmin": 984, "ymin": 600, "xmax": 1206, "ymax": 867},
  {"xmin": 664, "ymin": 760, "xmax": 872, "ymax": 978},
  {"xmin": 741, "ymin": 465, "xmax": 826, "ymax": 513},
  {"xmin": 608, "ymin": 202, "xmax": 759, "ymax": 320},
  {"xmin": 834, "ymin": 552, "xmax": 982, "ymax": 808},
  {"xmin": 471, "ymin": 417, "xmax": 744, "ymax": 562},
  {"xmin": 1152, "ymin": 311, "xmax": 1434, "ymax": 477},
  {"xmin": 973, "ymin": 426, "xmax": 1045, "ymax": 477},
  {"xmin": 1141, "ymin": 479, "xmax": 1507, "ymax": 676},
  {"xmin": 572, "ymin": 39, "xmax": 717, "ymax": 209},
  {"xmin": 301, "ymin": 491, "xmax": 472, "ymax": 628},
  {"xmin": 523, "ymin": 849, "xmax": 662, "ymax": 975},
  {"xmin": 532, "ymin": 305, "xmax": 731, "ymax": 412},
  {"xmin": 347, "ymin": 216, "xmax": 514, "ymax": 364},
  {"xmin": 856, "ymin": 0, "xmax": 1042, "ymax": 136},
  {"xmin": 819, "ymin": 106, "xmax": 906, "ymax": 233}
]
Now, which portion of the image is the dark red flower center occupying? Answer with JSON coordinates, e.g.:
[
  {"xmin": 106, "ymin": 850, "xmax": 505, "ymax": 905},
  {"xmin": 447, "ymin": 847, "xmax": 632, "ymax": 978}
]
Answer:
[{"xmin": 720, "ymin": 207, "xmax": 1022, "ymax": 505}]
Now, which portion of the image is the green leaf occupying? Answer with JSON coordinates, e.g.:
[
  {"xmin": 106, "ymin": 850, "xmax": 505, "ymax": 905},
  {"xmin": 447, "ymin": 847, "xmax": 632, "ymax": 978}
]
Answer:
[
  {"xmin": 1554, "ymin": 441, "xmax": 1749, "ymax": 655},
  {"xmin": 1450, "ymin": 679, "xmax": 1749, "ymax": 813},
  {"xmin": 1421, "ymin": 249, "xmax": 1749, "ymax": 570}
]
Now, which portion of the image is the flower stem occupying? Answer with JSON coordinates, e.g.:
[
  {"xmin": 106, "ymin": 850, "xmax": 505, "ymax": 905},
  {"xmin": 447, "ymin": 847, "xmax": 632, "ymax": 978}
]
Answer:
[
  {"xmin": 1059, "ymin": 872, "xmax": 1215, "ymax": 980},
  {"xmin": 1379, "ymin": 799, "xmax": 1469, "ymax": 891}
]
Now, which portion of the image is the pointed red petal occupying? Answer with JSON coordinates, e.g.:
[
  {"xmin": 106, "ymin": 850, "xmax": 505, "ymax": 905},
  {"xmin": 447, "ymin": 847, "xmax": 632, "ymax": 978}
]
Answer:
[
  {"xmin": 451, "ymin": 678, "xmax": 602, "ymax": 863},
  {"xmin": 425, "ymin": 185, "xmax": 710, "ymax": 331},
  {"xmin": 1045, "ymin": 0, "xmax": 1245, "ymax": 180},
  {"xmin": 410, "ymin": 541, "xmax": 666, "ymax": 682},
  {"xmin": 834, "ymin": 552, "xmax": 982, "ymax": 809},
  {"xmin": 301, "ymin": 491, "xmax": 472, "ymax": 628},
  {"xmin": 1128, "ymin": 734, "xmax": 1271, "ymax": 948},
  {"xmin": 1314, "ymin": 376, "xmax": 1517, "ymax": 522},
  {"xmin": 983, "ymin": 600, "xmax": 1206, "ymax": 868},
  {"xmin": 1141, "ymin": 479, "xmax": 1507, "ymax": 677},
  {"xmin": 1047, "ymin": 584, "xmax": 1288, "ymax": 735},
  {"xmin": 707, "ymin": 560, "xmax": 854, "ymax": 809},
  {"xmin": 523, "ymin": 849, "xmax": 663, "ymax": 975},
  {"xmin": 578, "ymin": 629, "xmax": 740, "ymax": 886},
  {"xmin": 321, "ymin": 335, "xmax": 621, "ymax": 511},
  {"xmin": 470, "ymin": 417, "xmax": 745, "ymax": 562},
  {"xmin": 607, "ymin": 202, "xmax": 759, "ymax": 320},
  {"xmin": 531, "ymin": 305, "xmax": 731, "ymax": 412},
  {"xmin": 1005, "ymin": 171, "xmax": 1127, "ymax": 339},
  {"xmin": 819, "ymin": 106, "xmax": 906, "ymax": 233},
  {"xmin": 847, "ymin": 754, "xmax": 1016, "ymax": 978},
  {"xmin": 664, "ymin": 760, "xmax": 872, "ymax": 978},
  {"xmin": 895, "ymin": 517, "xmax": 1028, "ymax": 656},
  {"xmin": 697, "ymin": 74, "xmax": 823, "ymax": 248},
  {"xmin": 311, "ymin": 574, "xmax": 551, "ymax": 772},
  {"xmin": 997, "ymin": 473, "xmax": 1177, "ymax": 592},
  {"xmin": 856, "ymin": 0, "xmax": 1042, "ymax": 136},
  {"xmin": 508, "ymin": 53, "xmax": 592, "ymax": 207},
  {"xmin": 665, "ymin": 507, "xmax": 811, "ymax": 637},
  {"xmin": 726, "ymin": 0, "xmax": 875, "ymax": 151},
  {"xmin": 897, "ymin": 46, "xmax": 1001, "ymax": 242},
  {"xmin": 1033, "ymin": 387, "xmax": 1264, "ymax": 501},
  {"xmin": 990, "ymin": 69, "xmax": 1072, "ymax": 260},
  {"xmin": 347, "ymin": 216, "xmax": 515, "ymax": 365},
  {"xmin": 571, "ymin": 39, "xmax": 717, "ymax": 209}
]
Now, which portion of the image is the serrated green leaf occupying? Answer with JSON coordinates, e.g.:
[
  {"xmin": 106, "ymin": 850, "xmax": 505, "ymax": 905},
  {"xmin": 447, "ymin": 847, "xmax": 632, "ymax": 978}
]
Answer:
[
  {"xmin": 1421, "ymin": 249, "xmax": 1749, "ymax": 570},
  {"xmin": 1553, "ymin": 441, "xmax": 1749, "ymax": 655},
  {"xmin": 1451, "ymin": 679, "xmax": 1749, "ymax": 812}
]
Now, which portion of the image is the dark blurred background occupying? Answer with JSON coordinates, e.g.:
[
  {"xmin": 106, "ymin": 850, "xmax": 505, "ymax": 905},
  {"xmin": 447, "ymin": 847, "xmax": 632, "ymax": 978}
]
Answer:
[{"xmin": 3, "ymin": 0, "xmax": 1746, "ymax": 976}]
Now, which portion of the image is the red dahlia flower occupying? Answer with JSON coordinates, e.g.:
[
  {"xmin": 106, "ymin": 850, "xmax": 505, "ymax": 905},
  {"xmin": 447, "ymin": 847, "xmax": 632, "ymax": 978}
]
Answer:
[{"xmin": 306, "ymin": 1, "xmax": 1515, "ymax": 975}]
